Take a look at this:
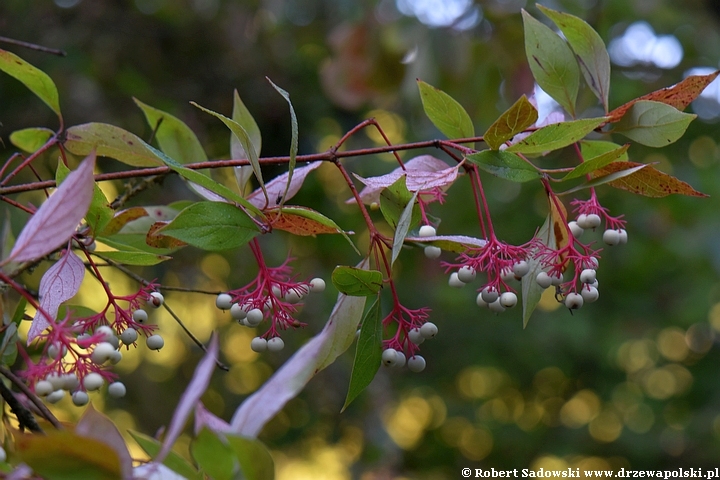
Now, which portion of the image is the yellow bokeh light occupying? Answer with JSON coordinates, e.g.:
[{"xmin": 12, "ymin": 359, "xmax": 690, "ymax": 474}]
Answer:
[
  {"xmin": 588, "ymin": 409, "xmax": 623, "ymax": 443},
  {"xmin": 221, "ymin": 323, "xmax": 260, "ymax": 364},
  {"xmin": 275, "ymin": 426, "xmax": 363, "ymax": 480},
  {"xmin": 530, "ymin": 455, "xmax": 569, "ymax": 471},
  {"xmin": 641, "ymin": 368, "xmax": 676, "ymax": 399},
  {"xmin": 688, "ymin": 135, "xmax": 718, "ymax": 168},
  {"xmin": 516, "ymin": 401, "xmax": 544, "ymax": 431},
  {"xmin": 560, "ymin": 389, "xmax": 601, "ymax": 428},
  {"xmin": 708, "ymin": 302, "xmax": 720, "ymax": 332},
  {"xmin": 365, "ymin": 109, "xmax": 406, "ymax": 148},
  {"xmin": 200, "ymin": 253, "xmax": 231, "ymax": 284},
  {"xmin": 656, "ymin": 327, "xmax": 688, "ymax": 362},
  {"xmin": 439, "ymin": 416, "xmax": 471, "ymax": 447},
  {"xmin": 611, "ymin": 382, "xmax": 643, "ymax": 413},
  {"xmin": 456, "ymin": 366, "xmax": 507, "ymax": 399},
  {"xmin": 382, "ymin": 395, "xmax": 433, "ymax": 449},
  {"xmin": 617, "ymin": 339, "xmax": 657, "ymax": 373},
  {"xmin": 458, "ymin": 425, "xmax": 493, "ymax": 461},
  {"xmin": 224, "ymin": 361, "xmax": 271, "ymax": 395},
  {"xmin": 623, "ymin": 403, "xmax": 655, "ymax": 434},
  {"xmin": 533, "ymin": 366, "xmax": 568, "ymax": 397}
]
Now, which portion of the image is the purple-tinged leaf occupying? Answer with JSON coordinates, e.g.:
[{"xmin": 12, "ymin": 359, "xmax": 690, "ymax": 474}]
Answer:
[
  {"xmin": 156, "ymin": 335, "xmax": 219, "ymax": 464},
  {"xmin": 405, "ymin": 234, "xmax": 487, "ymax": 254},
  {"xmin": 76, "ymin": 404, "xmax": 133, "ymax": 480},
  {"xmin": 352, "ymin": 155, "xmax": 460, "ymax": 205},
  {"xmin": 247, "ymin": 161, "xmax": 322, "ymax": 209},
  {"xmin": 6, "ymin": 153, "xmax": 95, "ymax": 263},
  {"xmin": 231, "ymin": 263, "xmax": 368, "ymax": 437},
  {"xmin": 28, "ymin": 249, "xmax": 85, "ymax": 343},
  {"xmin": 133, "ymin": 463, "xmax": 189, "ymax": 480},
  {"xmin": 194, "ymin": 402, "xmax": 232, "ymax": 435}
]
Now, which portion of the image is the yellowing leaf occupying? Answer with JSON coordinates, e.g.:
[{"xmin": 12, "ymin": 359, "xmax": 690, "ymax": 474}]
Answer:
[
  {"xmin": 484, "ymin": 95, "xmax": 539, "ymax": 150},
  {"xmin": 592, "ymin": 161, "xmax": 708, "ymax": 198}
]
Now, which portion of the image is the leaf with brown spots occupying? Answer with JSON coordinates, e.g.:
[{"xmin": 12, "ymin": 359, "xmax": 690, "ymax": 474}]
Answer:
[
  {"xmin": 548, "ymin": 192, "xmax": 570, "ymax": 253},
  {"xmin": 607, "ymin": 70, "xmax": 720, "ymax": 123},
  {"xmin": 146, "ymin": 222, "xmax": 187, "ymax": 249},
  {"xmin": 265, "ymin": 206, "xmax": 358, "ymax": 253},
  {"xmin": 592, "ymin": 161, "xmax": 708, "ymax": 198}
]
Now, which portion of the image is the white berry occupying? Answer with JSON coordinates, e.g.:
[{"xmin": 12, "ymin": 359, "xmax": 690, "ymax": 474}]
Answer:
[
  {"xmin": 72, "ymin": 391, "xmax": 89, "ymax": 406},
  {"xmin": 250, "ymin": 337, "xmax": 268, "ymax": 352},
  {"xmin": 420, "ymin": 322, "xmax": 438, "ymax": 339},
  {"xmin": 61, "ymin": 373, "xmax": 80, "ymax": 391},
  {"xmin": 96, "ymin": 325, "xmax": 115, "ymax": 342},
  {"xmin": 284, "ymin": 288, "xmax": 303, "ymax": 304},
  {"xmin": 382, "ymin": 348, "xmax": 398, "ymax": 367},
  {"xmin": 230, "ymin": 303, "xmax": 248, "ymax": 320},
  {"xmin": 424, "ymin": 246, "xmax": 442, "ymax": 259},
  {"xmin": 245, "ymin": 308, "xmax": 264, "ymax": 327},
  {"xmin": 35, "ymin": 380, "xmax": 53, "ymax": 396},
  {"xmin": 618, "ymin": 228, "xmax": 628, "ymax": 244},
  {"xmin": 407, "ymin": 355, "xmax": 426, "ymax": 373},
  {"xmin": 513, "ymin": 261, "xmax": 530, "ymax": 277},
  {"xmin": 46, "ymin": 390, "xmax": 65, "ymax": 404},
  {"xmin": 568, "ymin": 221, "xmax": 584, "ymax": 237},
  {"xmin": 579, "ymin": 269, "xmax": 597, "ymax": 284},
  {"xmin": 550, "ymin": 272, "xmax": 564, "ymax": 286},
  {"xmin": 501, "ymin": 267, "xmax": 515, "ymax": 282},
  {"xmin": 91, "ymin": 342, "xmax": 116, "ymax": 364},
  {"xmin": 576, "ymin": 214, "xmax": 589, "ymax": 228},
  {"xmin": 603, "ymin": 229, "xmax": 621, "ymax": 246},
  {"xmin": 499, "ymin": 291, "xmax": 518, "ymax": 308},
  {"xmin": 394, "ymin": 351, "xmax": 407, "ymax": 368},
  {"xmin": 565, "ymin": 293, "xmax": 584, "ymax": 310},
  {"xmin": 132, "ymin": 309, "xmax": 148, "ymax": 324},
  {"xmin": 457, "ymin": 266, "xmax": 476, "ymax": 283},
  {"xmin": 585, "ymin": 213, "xmax": 601, "ymax": 228},
  {"xmin": 448, "ymin": 272, "xmax": 466, "ymax": 288},
  {"xmin": 419, "ymin": 225, "xmax": 436, "ymax": 237},
  {"xmin": 481, "ymin": 287, "xmax": 499, "ymax": 303},
  {"xmin": 120, "ymin": 328, "xmax": 138, "ymax": 345},
  {"xmin": 146, "ymin": 334, "xmax": 164, "ymax": 351},
  {"xmin": 47, "ymin": 373, "xmax": 65, "ymax": 391},
  {"xmin": 267, "ymin": 337, "xmax": 285, "ymax": 352},
  {"xmin": 83, "ymin": 372, "xmax": 104, "ymax": 391},
  {"xmin": 216, "ymin": 293, "xmax": 233, "ymax": 310},
  {"xmin": 149, "ymin": 291, "xmax": 164, "ymax": 307},
  {"xmin": 408, "ymin": 328, "xmax": 425, "ymax": 345},
  {"xmin": 488, "ymin": 299, "xmax": 506, "ymax": 313},
  {"xmin": 476, "ymin": 292, "xmax": 489, "ymax": 308},
  {"xmin": 47, "ymin": 343, "xmax": 66, "ymax": 360},
  {"xmin": 536, "ymin": 272, "xmax": 553, "ymax": 288},
  {"xmin": 310, "ymin": 278, "xmax": 326, "ymax": 293},
  {"xmin": 581, "ymin": 286, "xmax": 599, "ymax": 303},
  {"xmin": 108, "ymin": 382, "xmax": 127, "ymax": 398}
]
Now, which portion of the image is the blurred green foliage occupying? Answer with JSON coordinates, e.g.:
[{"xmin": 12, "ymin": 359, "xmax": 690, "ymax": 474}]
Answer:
[{"xmin": 3, "ymin": 0, "xmax": 720, "ymax": 477}]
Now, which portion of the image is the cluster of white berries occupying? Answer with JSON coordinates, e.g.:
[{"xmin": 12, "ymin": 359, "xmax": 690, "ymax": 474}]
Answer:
[
  {"xmin": 569, "ymin": 213, "xmax": 628, "ymax": 246},
  {"xmin": 419, "ymin": 225, "xmax": 442, "ymax": 259},
  {"xmin": 447, "ymin": 260, "xmax": 529, "ymax": 314},
  {"xmin": 382, "ymin": 322, "xmax": 438, "ymax": 373},
  {"xmin": 216, "ymin": 278, "xmax": 326, "ymax": 354}
]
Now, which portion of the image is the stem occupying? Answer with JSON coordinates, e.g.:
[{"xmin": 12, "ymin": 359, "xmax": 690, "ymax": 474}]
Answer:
[
  {"xmin": 0, "ymin": 366, "xmax": 63, "ymax": 430},
  {"xmin": 0, "ymin": 135, "xmax": 59, "ymax": 187},
  {"xmin": 0, "ymin": 36, "xmax": 66, "ymax": 56}
]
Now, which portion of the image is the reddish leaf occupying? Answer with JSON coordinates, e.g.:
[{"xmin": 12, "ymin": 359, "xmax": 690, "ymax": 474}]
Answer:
[
  {"xmin": 76, "ymin": 404, "xmax": 133, "ymax": 480},
  {"xmin": 247, "ymin": 161, "xmax": 321, "ymax": 209},
  {"xmin": 7, "ymin": 153, "xmax": 95, "ymax": 263},
  {"xmin": 593, "ymin": 161, "xmax": 708, "ymax": 198},
  {"xmin": 266, "ymin": 208, "xmax": 342, "ymax": 236},
  {"xmin": 28, "ymin": 249, "xmax": 85, "ymax": 343},
  {"xmin": 607, "ymin": 70, "xmax": 720, "ymax": 123},
  {"xmin": 548, "ymin": 193, "xmax": 570, "ymax": 254}
]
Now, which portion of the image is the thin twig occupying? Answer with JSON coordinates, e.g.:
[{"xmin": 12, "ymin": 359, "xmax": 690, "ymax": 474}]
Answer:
[
  {"xmin": 0, "ymin": 366, "xmax": 63, "ymax": 430},
  {"xmin": 0, "ymin": 36, "xmax": 66, "ymax": 56},
  {"xmin": 0, "ymin": 380, "xmax": 43, "ymax": 433}
]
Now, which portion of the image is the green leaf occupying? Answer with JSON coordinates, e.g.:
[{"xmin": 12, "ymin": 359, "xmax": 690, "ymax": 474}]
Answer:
[
  {"xmin": 128, "ymin": 430, "xmax": 202, "ymax": 480},
  {"xmin": 92, "ymin": 249, "xmax": 171, "ymax": 266},
  {"xmin": 612, "ymin": 100, "xmax": 696, "ymax": 147},
  {"xmin": 9, "ymin": 127, "xmax": 54, "ymax": 153},
  {"xmin": 521, "ymin": 10, "xmax": 579, "ymax": 117},
  {"xmin": 560, "ymin": 163, "xmax": 648, "ymax": 195},
  {"xmin": 0, "ymin": 323, "xmax": 18, "ymax": 366},
  {"xmin": 267, "ymin": 78, "xmax": 299, "ymax": 207},
  {"xmin": 10, "ymin": 297, "xmax": 27, "ymax": 326},
  {"xmin": 64, "ymin": 123, "xmax": 164, "ymax": 167},
  {"xmin": 191, "ymin": 428, "xmax": 235, "ymax": 480},
  {"xmin": 392, "ymin": 188, "xmax": 419, "ymax": 266},
  {"xmin": 226, "ymin": 434, "xmax": 275, "ymax": 480},
  {"xmin": 191, "ymin": 101, "xmax": 267, "ymax": 202},
  {"xmin": 580, "ymin": 140, "xmax": 629, "ymax": 161},
  {"xmin": 158, "ymin": 201, "xmax": 260, "ymax": 251},
  {"xmin": 417, "ymin": 79, "xmax": 474, "ymax": 139},
  {"xmin": 342, "ymin": 297, "xmax": 382, "ymax": 411},
  {"xmin": 56, "ymin": 162, "xmax": 113, "ymax": 236},
  {"xmin": 380, "ymin": 176, "xmax": 420, "ymax": 230},
  {"xmin": 538, "ymin": 5, "xmax": 611, "ymax": 112},
  {"xmin": 331, "ymin": 266, "xmax": 383, "ymax": 296},
  {"xmin": 466, "ymin": 150, "xmax": 541, "ymax": 182},
  {"xmin": 57, "ymin": 304, "xmax": 98, "ymax": 320},
  {"xmin": 151, "ymin": 144, "xmax": 263, "ymax": 217},
  {"xmin": 522, "ymin": 215, "xmax": 553, "ymax": 328},
  {"xmin": 231, "ymin": 90, "xmax": 262, "ymax": 191},
  {"xmin": 134, "ymin": 98, "xmax": 208, "ymax": 164},
  {"xmin": 483, "ymin": 95, "xmax": 539, "ymax": 150},
  {"xmin": 561, "ymin": 144, "xmax": 630, "ymax": 181},
  {"xmin": 0, "ymin": 49, "xmax": 61, "ymax": 119},
  {"xmin": 506, "ymin": 117, "xmax": 607, "ymax": 155}
]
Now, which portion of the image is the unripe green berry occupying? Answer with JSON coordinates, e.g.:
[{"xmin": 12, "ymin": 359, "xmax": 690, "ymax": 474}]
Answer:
[
  {"xmin": 420, "ymin": 322, "xmax": 438, "ymax": 339},
  {"xmin": 457, "ymin": 266, "xmax": 476, "ymax": 283},
  {"xmin": 580, "ymin": 269, "xmax": 597, "ymax": 284},
  {"xmin": 419, "ymin": 225, "xmax": 436, "ymax": 237},
  {"xmin": 35, "ymin": 380, "xmax": 53, "ymax": 396},
  {"xmin": 108, "ymin": 382, "xmax": 127, "ymax": 398},
  {"xmin": 250, "ymin": 337, "xmax": 268, "ymax": 352},
  {"xmin": 408, "ymin": 328, "xmax": 425, "ymax": 345},
  {"xmin": 132, "ymin": 309, "xmax": 148, "ymax": 324},
  {"xmin": 424, "ymin": 246, "xmax": 442, "ymax": 259},
  {"xmin": 83, "ymin": 372, "xmax": 104, "ymax": 391},
  {"xmin": 581, "ymin": 286, "xmax": 599, "ymax": 303},
  {"xmin": 149, "ymin": 291, "xmax": 164, "ymax": 307},
  {"xmin": 448, "ymin": 272, "xmax": 466, "ymax": 288},
  {"xmin": 147, "ymin": 334, "xmax": 164, "ymax": 351},
  {"xmin": 310, "ymin": 278, "xmax": 326, "ymax": 293},
  {"xmin": 536, "ymin": 272, "xmax": 553, "ymax": 288},
  {"xmin": 216, "ymin": 293, "xmax": 233, "ymax": 310},
  {"xmin": 46, "ymin": 390, "xmax": 65, "ymax": 404},
  {"xmin": 120, "ymin": 328, "xmax": 138, "ymax": 345},
  {"xmin": 382, "ymin": 348, "xmax": 398, "ymax": 367},
  {"xmin": 246, "ymin": 308, "xmax": 264, "ymax": 327},
  {"xmin": 513, "ymin": 260, "xmax": 530, "ymax": 277},
  {"xmin": 603, "ymin": 229, "xmax": 621, "ymax": 246},
  {"xmin": 499, "ymin": 291, "xmax": 518, "ymax": 308},
  {"xmin": 267, "ymin": 337, "xmax": 285, "ymax": 352},
  {"xmin": 565, "ymin": 292, "xmax": 584, "ymax": 310},
  {"xmin": 72, "ymin": 391, "xmax": 89, "ymax": 406},
  {"xmin": 568, "ymin": 221, "xmax": 584, "ymax": 237},
  {"xmin": 407, "ymin": 355, "xmax": 426, "ymax": 373}
]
